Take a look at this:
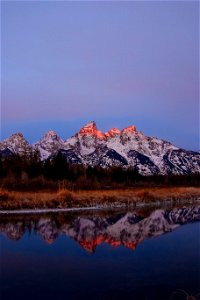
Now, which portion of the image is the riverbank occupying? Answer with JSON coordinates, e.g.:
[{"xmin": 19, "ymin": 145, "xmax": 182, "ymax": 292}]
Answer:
[{"xmin": 0, "ymin": 186, "xmax": 200, "ymax": 211}]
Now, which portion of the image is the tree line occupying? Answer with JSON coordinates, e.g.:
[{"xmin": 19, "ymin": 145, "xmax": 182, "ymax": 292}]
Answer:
[{"xmin": 0, "ymin": 152, "xmax": 199, "ymax": 190}]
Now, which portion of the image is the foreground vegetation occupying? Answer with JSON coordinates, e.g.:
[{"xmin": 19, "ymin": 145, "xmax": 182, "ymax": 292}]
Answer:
[{"xmin": 0, "ymin": 187, "xmax": 200, "ymax": 211}]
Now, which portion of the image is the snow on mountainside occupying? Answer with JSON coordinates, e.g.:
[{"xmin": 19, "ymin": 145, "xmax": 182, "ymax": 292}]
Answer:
[
  {"xmin": 33, "ymin": 130, "xmax": 65, "ymax": 160},
  {"xmin": 0, "ymin": 121, "xmax": 199, "ymax": 175},
  {"xmin": 0, "ymin": 133, "xmax": 32, "ymax": 156},
  {"xmin": 63, "ymin": 121, "xmax": 200, "ymax": 175}
]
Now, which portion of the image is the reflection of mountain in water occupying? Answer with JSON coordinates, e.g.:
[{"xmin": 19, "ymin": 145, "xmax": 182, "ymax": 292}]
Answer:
[{"xmin": 1, "ymin": 205, "xmax": 200, "ymax": 252}]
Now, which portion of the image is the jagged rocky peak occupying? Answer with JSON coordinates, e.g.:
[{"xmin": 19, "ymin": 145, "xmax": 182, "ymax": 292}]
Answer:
[
  {"xmin": 43, "ymin": 130, "xmax": 59, "ymax": 140},
  {"xmin": 11, "ymin": 132, "xmax": 24, "ymax": 138},
  {"xmin": 78, "ymin": 121, "xmax": 137, "ymax": 139},
  {"xmin": 33, "ymin": 130, "xmax": 64, "ymax": 161},
  {"xmin": 122, "ymin": 125, "xmax": 137, "ymax": 134},
  {"xmin": 7, "ymin": 132, "xmax": 26, "ymax": 141},
  {"xmin": 1, "ymin": 132, "xmax": 29, "ymax": 145},
  {"xmin": 0, "ymin": 132, "xmax": 32, "ymax": 154},
  {"xmin": 78, "ymin": 122, "xmax": 138, "ymax": 139},
  {"xmin": 79, "ymin": 121, "xmax": 97, "ymax": 134},
  {"xmin": 79, "ymin": 121, "xmax": 105, "ymax": 139},
  {"xmin": 105, "ymin": 128, "xmax": 121, "ymax": 138}
]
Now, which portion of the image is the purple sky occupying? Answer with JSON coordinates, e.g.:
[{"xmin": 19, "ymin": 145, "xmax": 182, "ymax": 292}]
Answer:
[{"xmin": 1, "ymin": 1, "xmax": 199, "ymax": 150}]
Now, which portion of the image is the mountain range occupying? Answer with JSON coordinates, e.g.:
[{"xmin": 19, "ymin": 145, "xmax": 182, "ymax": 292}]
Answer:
[{"xmin": 0, "ymin": 121, "xmax": 199, "ymax": 175}]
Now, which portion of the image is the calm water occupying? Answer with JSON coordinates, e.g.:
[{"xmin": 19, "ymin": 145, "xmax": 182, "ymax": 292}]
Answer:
[{"xmin": 0, "ymin": 204, "xmax": 200, "ymax": 300}]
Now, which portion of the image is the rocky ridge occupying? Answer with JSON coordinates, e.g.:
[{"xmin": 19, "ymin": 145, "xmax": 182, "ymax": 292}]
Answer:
[{"xmin": 0, "ymin": 121, "xmax": 199, "ymax": 175}]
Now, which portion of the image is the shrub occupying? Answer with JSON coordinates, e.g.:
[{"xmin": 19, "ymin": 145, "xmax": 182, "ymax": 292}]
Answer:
[
  {"xmin": 136, "ymin": 190, "xmax": 155, "ymax": 201},
  {"xmin": 57, "ymin": 189, "xmax": 74, "ymax": 203}
]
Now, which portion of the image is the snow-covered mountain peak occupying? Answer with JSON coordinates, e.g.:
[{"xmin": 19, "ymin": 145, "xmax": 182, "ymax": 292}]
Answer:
[
  {"xmin": 33, "ymin": 131, "xmax": 64, "ymax": 160},
  {"xmin": 43, "ymin": 130, "xmax": 59, "ymax": 141},
  {"xmin": 7, "ymin": 132, "xmax": 26, "ymax": 141},
  {"xmin": 0, "ymin": 132, "xmax": 32, "ymax": 155}
]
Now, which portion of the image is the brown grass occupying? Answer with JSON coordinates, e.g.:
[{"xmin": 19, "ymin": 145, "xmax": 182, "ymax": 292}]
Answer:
[{"xmin": 0, "ymin": 186, "xmax": 199, "ymax": 210}]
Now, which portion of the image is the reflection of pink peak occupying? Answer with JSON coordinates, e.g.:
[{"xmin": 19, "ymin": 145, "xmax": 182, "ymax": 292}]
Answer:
[
  {"xmin": 123, "ymin": 241, "xmax": 137, "ymax": 250},
  {"xmin": 122, "ymin": 125, "xmax": 137, "ymax": 134},
  {"xmin": 78, "ymin": 235, "xmax": 137, "ymax": 253},
  {"xmin": 79, "ymin": 121, "xmax": 105, "ymax": 139},
  {"xmin": 79, "ymin": 236, "xmax": 121, "ymax": 253},
  {"xmin": 105, "ymin": 128, "xmax": 121, "ymax": 138},
  {"xmin": 45, "ymin": 238, "xmax": 55, "ymax": 245}
]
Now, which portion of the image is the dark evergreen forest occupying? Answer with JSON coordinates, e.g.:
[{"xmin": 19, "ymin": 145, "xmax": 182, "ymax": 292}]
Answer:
[{"xmin": 0, "ymin": 152, "xmax": 199, "ymax": 191}]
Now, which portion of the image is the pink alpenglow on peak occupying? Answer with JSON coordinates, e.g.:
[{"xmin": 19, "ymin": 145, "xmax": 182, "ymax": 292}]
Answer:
[
  {"xmin": 122, "ymin": 125, "xmax": 137, "ymax": 134},
  {"xmin": 95, "ymin": 130, "xmax": 105, "ymax": 139},
  {"xmin": 79, "ymin": 121, "xmax": 97, "ymax": 135},
  {"xmin": 78, "ymin": 121, "xmax": 137, "ymax": 139},
  {"xmin": 79, "ymin": 121, "xmax": 105, "ymax": 139},
  {"xmin": 105, "ymin": 128, "xmax": 121, "ymax": 138}
]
